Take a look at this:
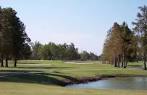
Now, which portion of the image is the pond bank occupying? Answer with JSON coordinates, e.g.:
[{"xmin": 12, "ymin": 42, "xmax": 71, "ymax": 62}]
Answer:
[{"xmin": 63, "ymin": 74, "xmax": 147, "ymax": 86}]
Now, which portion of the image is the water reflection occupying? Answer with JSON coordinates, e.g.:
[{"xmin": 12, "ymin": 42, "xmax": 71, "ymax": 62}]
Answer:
[{"xmin": 66, "ymin": 77, "xmax": 147, "ymax": 90}]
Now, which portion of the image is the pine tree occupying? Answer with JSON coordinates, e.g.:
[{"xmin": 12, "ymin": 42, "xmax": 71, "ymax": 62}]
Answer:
[
  {"xmin": 102, "ymin": 22, "xmax": 135, "ymax": 68},
  {"xmin": 0, "ymin": 8, "xmax": 30, "ymax": 67},
  {"xmin": 133, "ymin": 5, "xmax": 147, "ymax": 70}
]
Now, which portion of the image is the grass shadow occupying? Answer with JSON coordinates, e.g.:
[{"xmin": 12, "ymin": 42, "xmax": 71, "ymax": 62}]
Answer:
[
  {"xmin": 128, "ymin": 64, "xmax": 143, "ymax": 69},
  {"xmin": 17, "ymin": 66, "xmax": 73, "ymax": 70},
  {"xmin": 0, "ymin": 70, "xmax": 78, "ymax": 86}
]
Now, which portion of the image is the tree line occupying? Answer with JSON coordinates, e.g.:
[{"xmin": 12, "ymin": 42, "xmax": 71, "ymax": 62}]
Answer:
[
  {"xmin": 31, "ymin": 42, "xmax": 99, "ymax": 61},
  {"xmin": 0, "ymin": 7, "xmax": 31, "ymax": 67},
  {"xmin": 102, "ymin": 5, "xmax": 147, "ymax": 70},
  {"xmin": 0, "ymin": 6, "xmax": 99, "ymax": 68}
]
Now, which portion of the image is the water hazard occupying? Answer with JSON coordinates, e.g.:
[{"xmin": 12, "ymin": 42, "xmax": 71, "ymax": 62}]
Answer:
[{"xmin": 66, "ymin": 77, "xmax": 147, "ymax": 90}]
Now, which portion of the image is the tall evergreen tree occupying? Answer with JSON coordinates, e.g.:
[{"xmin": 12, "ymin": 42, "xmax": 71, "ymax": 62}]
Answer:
[
  {"xmin": 0, "ymin": 7, "xmax": 4, "ymax": 67},
  {"xmin": 120, "ymin": 22, "xmax": 135, "ymax": 68},
  {"xmin": 133, "ymin": 5, "xmax": 147, "ymax": 70},
  {"xmin": 1, "ymin": 8, "xmax": 15, "ymax": 67},
  {"xmin": 0, "ymin": 8, "xmax": 30, "ymax": 67},
  {"xmin": 102, "ymin": 22, "xmax": 135, "ymax": 68}
]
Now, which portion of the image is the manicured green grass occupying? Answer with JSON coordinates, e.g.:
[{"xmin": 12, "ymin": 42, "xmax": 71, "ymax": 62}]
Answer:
[
  {"xmin": 0, "ymin": 60, "xmax": 147, "ymax": 95},
  {"xmin": 0, "ymin": 82, "xmax": 147, "ymax": 95}
]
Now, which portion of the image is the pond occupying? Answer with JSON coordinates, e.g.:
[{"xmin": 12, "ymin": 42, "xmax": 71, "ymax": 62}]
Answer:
[{"xmin": 66, "ymin": 77, "xmax": 147, "ymax": 90}]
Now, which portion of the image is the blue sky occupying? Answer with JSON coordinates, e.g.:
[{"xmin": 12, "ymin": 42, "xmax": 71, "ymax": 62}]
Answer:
[{"xmin": 0, "ymin": 0, "xmax": 147, "ymax": 55}]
